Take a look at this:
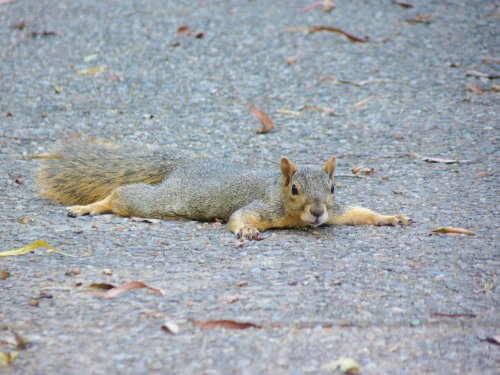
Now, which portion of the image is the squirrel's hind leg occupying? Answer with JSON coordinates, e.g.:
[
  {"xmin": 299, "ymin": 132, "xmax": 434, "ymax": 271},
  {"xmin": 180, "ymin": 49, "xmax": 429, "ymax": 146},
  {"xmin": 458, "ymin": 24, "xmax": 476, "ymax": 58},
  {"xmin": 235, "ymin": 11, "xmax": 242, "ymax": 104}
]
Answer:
[
  {"xmin": 67, "ymin": 195, "xmax": 115, "ymax": 217},
  {"xmin": 67, "ymin": 183, "xmax": 176, "ymax": 219}
]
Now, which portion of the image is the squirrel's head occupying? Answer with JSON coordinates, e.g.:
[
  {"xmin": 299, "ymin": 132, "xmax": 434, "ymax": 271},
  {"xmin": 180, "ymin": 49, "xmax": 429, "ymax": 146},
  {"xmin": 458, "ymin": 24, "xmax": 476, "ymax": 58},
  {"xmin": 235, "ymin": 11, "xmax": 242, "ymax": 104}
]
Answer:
[{"xmin": 280, "ymin": 156, "xmax": 336, "ymax": 227}]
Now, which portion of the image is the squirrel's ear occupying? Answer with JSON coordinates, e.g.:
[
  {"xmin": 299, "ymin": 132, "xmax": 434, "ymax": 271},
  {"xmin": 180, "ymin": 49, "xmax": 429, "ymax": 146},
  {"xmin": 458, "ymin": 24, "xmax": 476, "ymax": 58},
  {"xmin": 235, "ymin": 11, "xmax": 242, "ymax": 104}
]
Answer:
[
  {"xmin": 323, "ymin": 156, "xmax": 336, "ymax": 178},
  {"xmin": 280, "ymin": 157, "xmax": 297, "ymax": 187}
]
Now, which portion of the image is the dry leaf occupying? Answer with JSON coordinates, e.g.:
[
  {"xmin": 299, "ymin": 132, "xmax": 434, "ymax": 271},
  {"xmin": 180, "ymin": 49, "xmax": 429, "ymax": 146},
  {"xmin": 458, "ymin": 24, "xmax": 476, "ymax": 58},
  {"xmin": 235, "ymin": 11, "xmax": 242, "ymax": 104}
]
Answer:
[
  {"xmin": 89, "ymin": 281, "xmax": 165, "ymax": 298},
  {"xmin": 321, "ymin": 75, "xmax": 394, "ymax": 87},
  {"xmin": 192, "ymin": 320, "xmax": 260, "ymax": 330},
  {"xmin": 309, "ymin": 26, "xmax": 368, "ymax": 42},
  {"xmin": 218, "ymin": 294, "xmax": 246, "ymax": 304},
  {"xmin": 300, "ymin": 105, "xmax": 337, "ymax": 116},
  {"xmin": 17, "ymin": 217, "xmax": 31, "ymax": 224},
  {"xmin": 276, "ymin": 108, "xmax": 301, "ymax": 117},
  {"xmin": 194, "ymin": 31, "xmax": 204, "ymax": 38},
  {"xmin": 0, "ymin": 270, "xmax": 10, "ymax": 280},
  {"xmin": 351, "ymin": 166, "xmax": 374, "ymax": 175},
  {"xmin": 54, "ymin": 86, "xmax": 63, "ymax": 94},
  {"xmin": 77, "ymin": 66, "xmax": 106, "ymax": 75},
  {"xmin": 432, "ymin": 227, "xmax": 476, "ymax": 236},
  {"xmin": 30, "ymin": 30, "xmax": 59, "ymax": 37},
  {"xmin": 351, "ymin": 97, "xmax": 371, "ymax": 109},
  {"xmin": 236, "ymin": 280, "xmax": 249, "ymax": 287},
  {"xmin": 430, "ymin": 312, "xmax": 477, "ymax": 318},
  {"xmin": 482, "ymin": 336, "xmax": 500, "ymax": 345},
  {"xmin": 394, "ymin": 0, "xmax": 414, "ymax": 8},
  {"xmin": 248, "ymin": 102, "xmax": 275, "ymax": 134},
  {"xmin": 0, "ymin": 240, "xmax": 76, "ymax": 257},
  {"xmin": 409, "ymin": 151, "xmax": 471, "ymax": 164},
  {"xmin": 286, "ymin": 56, "xmax": 297, "ymax": 65},
  {"xmin": 83, "ymin": 53, "xmax": 98, "ymax": 62},
  {"xmin": 65, "ymin": 269, "xmax": 80, "ymax": 276},
  {"xmin": 89, "ymin": 283, "xmax": 115, "ymax": 290},
  {"xmin": 103, "ymin": 269, "xmax": 113, "ymax": 275},
  {"xmin": 177, "ymin": 25, "xmax": 190, "ymax": 35},
  {"xmin": 11, "ymin": 21, "xmax": 26, "ymax": 30},
  {"xmin": 162, "ymin": 321, "xmax": 180, "ymax": 335},
  {"xmin": 302, "ymin": 0, "xmax": 335, "ymax": 13},
  {"xmin": 466, "ymin": 83, "xmax": 486, "ymax": 94},
  {"xmin": 0, "ymin": 351, "xmax": 18, "ymax": 366},
  {"xmin": 465, "ymin": 70, "xmax": 500, "ymax": 79},
  {"xmin": 404, "ymin": 14, "xmax": 433, "ymax": 24},
  {"xmin": 322, "ymin": 358, "xmax": 360, "ymax": 374}
]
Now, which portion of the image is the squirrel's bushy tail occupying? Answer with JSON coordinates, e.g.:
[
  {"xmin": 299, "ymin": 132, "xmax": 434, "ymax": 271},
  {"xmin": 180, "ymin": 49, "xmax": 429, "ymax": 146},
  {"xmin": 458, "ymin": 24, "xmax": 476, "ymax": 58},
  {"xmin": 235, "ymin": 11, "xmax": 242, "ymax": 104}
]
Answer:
[{"xmin": 36, "ymin": 138, "xmax": 191, "ymax": 205}]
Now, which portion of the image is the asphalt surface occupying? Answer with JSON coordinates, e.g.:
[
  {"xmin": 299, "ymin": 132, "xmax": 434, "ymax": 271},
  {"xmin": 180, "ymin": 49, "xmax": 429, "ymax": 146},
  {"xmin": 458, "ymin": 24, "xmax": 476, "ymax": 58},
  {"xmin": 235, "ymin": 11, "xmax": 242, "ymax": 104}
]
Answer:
[{"xmin": 1, "ymin": 1, "xmax": 499, "ymax": 374}]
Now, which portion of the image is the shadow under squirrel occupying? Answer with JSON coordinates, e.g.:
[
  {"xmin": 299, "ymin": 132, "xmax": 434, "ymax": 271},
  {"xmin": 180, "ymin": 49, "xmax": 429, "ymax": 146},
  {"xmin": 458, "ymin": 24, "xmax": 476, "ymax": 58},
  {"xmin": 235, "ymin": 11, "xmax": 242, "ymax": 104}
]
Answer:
[{"xmin": 36, "ymin": 139, "xmax": 409, "ymax": 238}]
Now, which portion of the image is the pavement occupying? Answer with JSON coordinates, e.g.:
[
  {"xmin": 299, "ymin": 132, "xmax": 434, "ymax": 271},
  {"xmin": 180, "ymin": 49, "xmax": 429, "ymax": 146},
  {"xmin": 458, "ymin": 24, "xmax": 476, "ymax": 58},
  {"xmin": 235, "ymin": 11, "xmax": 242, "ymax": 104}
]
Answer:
[{"xmin": 0, "ymin": 0, "xmax": 499, "ymax": 374}]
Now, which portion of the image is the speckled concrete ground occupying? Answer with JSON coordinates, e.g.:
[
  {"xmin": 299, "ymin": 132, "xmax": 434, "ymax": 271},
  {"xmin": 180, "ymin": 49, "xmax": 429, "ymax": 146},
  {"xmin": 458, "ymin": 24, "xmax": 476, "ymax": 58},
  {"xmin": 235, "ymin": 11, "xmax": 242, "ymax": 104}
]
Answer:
[{"xmin": 0, "ymin": 1, "xmax": 499, "ymax": 374}]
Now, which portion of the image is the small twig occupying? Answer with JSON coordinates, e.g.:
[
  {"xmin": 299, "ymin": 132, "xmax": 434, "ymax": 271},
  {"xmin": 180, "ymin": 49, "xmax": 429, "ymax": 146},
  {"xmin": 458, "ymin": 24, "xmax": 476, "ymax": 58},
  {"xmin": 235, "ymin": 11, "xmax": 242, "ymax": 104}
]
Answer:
[{"xmin": 336, "ymin": 174, "xmax": 366, "ymax": 179}]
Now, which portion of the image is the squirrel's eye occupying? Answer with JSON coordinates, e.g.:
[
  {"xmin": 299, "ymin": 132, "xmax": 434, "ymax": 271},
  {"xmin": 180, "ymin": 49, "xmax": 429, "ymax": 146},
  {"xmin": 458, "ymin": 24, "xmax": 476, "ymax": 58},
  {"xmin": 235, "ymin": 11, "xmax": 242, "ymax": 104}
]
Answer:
[
  {"xmin": 330, "ymin": 185, "xmax": 335, "ymax": 194},
  {"xmin": 291, "ymin": 184, "xmax": 299, "ymax": 195}
]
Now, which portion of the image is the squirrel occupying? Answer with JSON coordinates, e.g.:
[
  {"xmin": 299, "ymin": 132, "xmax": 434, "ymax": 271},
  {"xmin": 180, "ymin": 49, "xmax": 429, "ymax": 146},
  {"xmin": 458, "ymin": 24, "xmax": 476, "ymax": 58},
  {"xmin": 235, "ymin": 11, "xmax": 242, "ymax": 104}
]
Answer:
[{"xmin": 35, "ymin": 138, "xmax": 410, "ymax": 239}]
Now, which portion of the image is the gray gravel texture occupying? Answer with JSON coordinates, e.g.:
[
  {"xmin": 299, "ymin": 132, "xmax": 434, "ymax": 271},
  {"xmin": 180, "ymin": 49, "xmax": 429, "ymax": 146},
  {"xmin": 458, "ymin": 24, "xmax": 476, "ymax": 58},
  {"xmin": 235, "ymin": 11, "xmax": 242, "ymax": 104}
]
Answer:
[{"xmin": 1, "ymin": 0, "xmax": 499, "ymax": 374}]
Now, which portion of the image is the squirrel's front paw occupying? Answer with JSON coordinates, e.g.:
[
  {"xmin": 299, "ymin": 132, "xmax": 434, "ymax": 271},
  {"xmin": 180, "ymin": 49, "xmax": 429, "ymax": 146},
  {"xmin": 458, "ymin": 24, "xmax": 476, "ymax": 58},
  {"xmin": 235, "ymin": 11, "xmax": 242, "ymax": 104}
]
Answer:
[
  {"xmin": 378, "ymin": 214, "xmax": 410, "ymax": 226},
  {"xmin": 235, "ymin": 225, "xmax": 260, "ymax": 240}
]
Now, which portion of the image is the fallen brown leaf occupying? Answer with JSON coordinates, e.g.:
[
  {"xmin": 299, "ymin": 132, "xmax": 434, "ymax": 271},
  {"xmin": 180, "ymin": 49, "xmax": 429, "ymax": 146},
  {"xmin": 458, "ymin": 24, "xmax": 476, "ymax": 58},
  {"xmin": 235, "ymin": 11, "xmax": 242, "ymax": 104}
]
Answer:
[
  {"xmin": 430, "ymin": 312, "xmax": 477, "ymax": 318},
  {"xmin": 218, "ymin": 294, "xmax": 246, "ymax": 304},
  {"xmin": 300, "ymin": 105, "xmax": 337, "ymax": 116},
  {"xmin": 11, "ymin": 21, "xmax": 26, "ymax": 29},
  {"xmin": 177, "ymin": 25, "xmax": 190, "ymax": 35},
  {"xmin": 192, "ymin": 319, "xmax": 260, "ymax": 330},
  {"xmin": 466, "ymin": 83, "xmax": 486, "ymax": 94},
  {"xmin": 30, "ymin": 30, "xmax": 59, "ymax": 37},
  {"xmin": 351, "ymin": 97, "xmax": 371, "ymax": 109},
  {"xmin": 432, "ymin": 227, "xmax": 476, "ymax": 236},
  {"xmin": 351, "ymin": 166, "xmax": 374, "ymax": 175},
  {"xmin": 481, "ymin": 336, "xmax": 500, "ymax": 346},
  {"xmin": 89, "ymin": 281, "xmax": 165, "ymax": 298},
  {"xmin": 89, "ymin": 283, "xmax": 115, "ymax": 290},
  {"xmin": 404, "ymin": 14, "xmax": 433, "ymax": 24},
  {"xmin": 309, "ymin": 26, "xmax": 368, "ymax": 42},
  {"xmin": 248, "ymin": 102, "xmax": 275, "ymax": 134},
  {"xmin": 321, "ymin": 75, "xmax": 394, "ymax": 87},
  {"xmin": 194, "ymin": 31, "xmax": 204, "ymax": 38},
  {"xmin": 394, "ymin": 0, "xmax": 414, "ymax": 8},
  {"xmin": 17, "ymin": 217, "xmax": 30, "ymax": 224},
  {"xmin": 465, "ymin": 70, "xmax": 500, "ymax": 79},
  {"xmin": 0, "ymin": 270, "xmax": 10, "ymax": 280},
  {"xmin": 409, "ymin": 151, "xmax": 471, "ymax": 164},
  {"xmin": 301, "ymin": 0, "xmax": 335, "ymax": 13},
  {"xmin": 65, "ymin": 269, "xmax": 80, "ymax": 276}
]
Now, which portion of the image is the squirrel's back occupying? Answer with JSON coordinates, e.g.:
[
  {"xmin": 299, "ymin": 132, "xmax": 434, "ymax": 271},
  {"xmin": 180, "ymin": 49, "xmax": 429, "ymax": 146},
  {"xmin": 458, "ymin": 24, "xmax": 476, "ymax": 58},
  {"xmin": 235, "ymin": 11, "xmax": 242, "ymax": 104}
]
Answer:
[{"xmin": 36, "ymin": 138, "xmax": 199, "ymax": 205}]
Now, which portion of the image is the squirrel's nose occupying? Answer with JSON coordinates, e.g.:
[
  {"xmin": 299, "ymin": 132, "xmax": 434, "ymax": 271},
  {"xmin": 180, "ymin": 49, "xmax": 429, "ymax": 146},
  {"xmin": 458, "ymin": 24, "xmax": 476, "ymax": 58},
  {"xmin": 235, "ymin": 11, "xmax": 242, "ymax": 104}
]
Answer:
[{"xmin": 310, "ymin": 207, "xmax": 324, "ymax": 218}]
